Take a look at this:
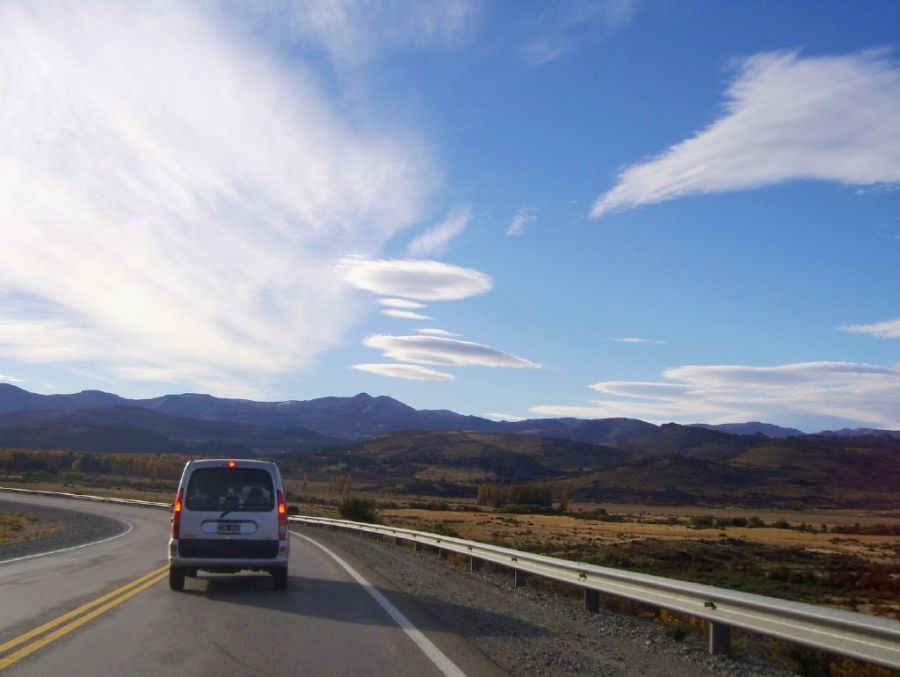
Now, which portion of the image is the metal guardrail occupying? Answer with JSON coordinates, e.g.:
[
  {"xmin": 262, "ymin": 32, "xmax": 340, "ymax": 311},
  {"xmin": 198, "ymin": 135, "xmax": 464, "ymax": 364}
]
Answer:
[
  {"xmin": 294, "ymin": 516, "xmax": 900, "ymax": 670},
  {"xmin": 3, "ymin": 487, "xmax": 898, "ymax": 669}
]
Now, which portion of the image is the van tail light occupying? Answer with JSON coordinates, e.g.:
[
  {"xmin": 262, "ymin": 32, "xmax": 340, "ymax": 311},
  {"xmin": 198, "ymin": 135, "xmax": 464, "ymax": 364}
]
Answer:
[
  {"xmin": 277, "ymin": 490, "xmax": 287, "ymax": 540},
  {"xmin": 171, "ymin": 489, "xmax": 184, "ymax": 540}
]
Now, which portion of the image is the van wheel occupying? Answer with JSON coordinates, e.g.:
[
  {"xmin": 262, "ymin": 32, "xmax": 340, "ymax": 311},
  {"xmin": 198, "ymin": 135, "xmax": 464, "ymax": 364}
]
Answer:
[
  {"xmin": 272, "ymin": 567, "xmax": 287, "ymax": 591},
  {"xmin": 169, "ymin": 566, "xmax": 185, "ymax": 591}
]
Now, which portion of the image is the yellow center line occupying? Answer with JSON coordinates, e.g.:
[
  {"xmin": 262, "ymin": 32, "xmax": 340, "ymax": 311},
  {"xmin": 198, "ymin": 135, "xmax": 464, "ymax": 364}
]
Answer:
[{"xmin": 0, "ymin": 565, "xmax": 168, "ymax": 670}]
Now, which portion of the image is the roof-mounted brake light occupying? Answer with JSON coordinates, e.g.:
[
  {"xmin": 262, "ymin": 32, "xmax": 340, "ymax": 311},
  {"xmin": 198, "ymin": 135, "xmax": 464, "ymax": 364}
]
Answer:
[{"xmin": 226, "ymin": 460, "xmax": 237, "ymax": 469}]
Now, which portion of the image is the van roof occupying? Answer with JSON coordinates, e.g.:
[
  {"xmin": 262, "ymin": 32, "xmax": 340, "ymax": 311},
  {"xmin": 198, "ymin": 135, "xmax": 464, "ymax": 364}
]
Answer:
[{"xmin": 186, "ymin": 459, "xmax": 278, "ymax": 470}]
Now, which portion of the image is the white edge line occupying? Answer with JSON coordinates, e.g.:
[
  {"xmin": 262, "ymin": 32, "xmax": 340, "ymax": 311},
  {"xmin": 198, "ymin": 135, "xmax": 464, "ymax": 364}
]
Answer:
[
  {"xmin": 0, "ymin": 519, "xmax": 134, "ymax": 566},
  {"xmin": 293, "ymin": 530, "xmax": 466, "ymax": 677}
]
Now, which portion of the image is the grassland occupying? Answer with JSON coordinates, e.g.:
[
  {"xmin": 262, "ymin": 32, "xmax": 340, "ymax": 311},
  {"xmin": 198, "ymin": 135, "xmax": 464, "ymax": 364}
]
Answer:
[{"xmin": 0, "ymin": 507, "xmax": 61, "ymax": 545}]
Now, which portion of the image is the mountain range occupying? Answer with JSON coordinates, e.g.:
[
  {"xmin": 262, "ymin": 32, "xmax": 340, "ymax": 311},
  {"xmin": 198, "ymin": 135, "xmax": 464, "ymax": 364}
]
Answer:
[
  {"xmin": 1, "ymin": 384, "xmax": 898, "ymax": 508},
  {"xmin": 4, "ymin": 383, "xmax": 890, "ymax": 449}
]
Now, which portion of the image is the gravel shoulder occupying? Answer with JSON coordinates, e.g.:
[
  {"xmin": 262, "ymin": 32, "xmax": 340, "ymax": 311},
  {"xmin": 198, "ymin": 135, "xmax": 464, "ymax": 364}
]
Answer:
[
  {"xmin": 0, "ymin": 497, "xmax": 128, "ymax": 562},
  {"xmin": 305, "ymin": 527, "xmax": 791, "ymax": 677}
]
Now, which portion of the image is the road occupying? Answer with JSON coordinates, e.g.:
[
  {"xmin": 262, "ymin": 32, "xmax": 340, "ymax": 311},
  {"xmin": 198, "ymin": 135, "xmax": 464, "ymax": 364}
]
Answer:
[{"xmin": 0, "ymin": 492, "xmax": 502, "ymax": 676}]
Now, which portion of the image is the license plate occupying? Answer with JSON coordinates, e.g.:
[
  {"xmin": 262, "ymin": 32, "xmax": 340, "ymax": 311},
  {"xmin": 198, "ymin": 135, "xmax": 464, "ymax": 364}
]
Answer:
[{"xmin": 217, "ymin": 523, "xmax": 240, "ymax": 534}]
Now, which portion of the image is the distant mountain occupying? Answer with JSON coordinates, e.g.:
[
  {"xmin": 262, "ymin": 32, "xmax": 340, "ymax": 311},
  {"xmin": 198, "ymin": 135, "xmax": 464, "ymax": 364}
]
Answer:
[
  {"xmin": 689, "ymin": 422, "xmax": 803, "ymax": 438},
  {"xmin": 565, "ymin": 434, "xmax": 900, "ymax": 508},
  {"xmin": 502, "ymin": 417, "xmax": 658, "ymax": 443},
  {"xmin": 613, "ymin": 423, "xmax": 762, "ymax": 461},
  {"xmin": 0, "ymin": 406, "xmax": 338, "ymax": 455},
  {"xmin": 276, "ymin": 430, "xmax": 632, "ymax": 496},
  {"xmin": 817, "ymin": 428, "xmax": 900, "ymax": 440},
  {"xmin": 0, "ymin": 385, "xmax": 125, "ymax": 412},
  {"xmin": 0, "ymin": 384, "xmax": 657, "ymax": 444}
]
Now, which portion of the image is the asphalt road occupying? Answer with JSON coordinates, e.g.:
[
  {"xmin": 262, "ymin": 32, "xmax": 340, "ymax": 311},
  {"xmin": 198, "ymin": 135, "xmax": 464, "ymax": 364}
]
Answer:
[{"xmin": 0, "ymin": 492, "xmax": 502, "ymax": 676}]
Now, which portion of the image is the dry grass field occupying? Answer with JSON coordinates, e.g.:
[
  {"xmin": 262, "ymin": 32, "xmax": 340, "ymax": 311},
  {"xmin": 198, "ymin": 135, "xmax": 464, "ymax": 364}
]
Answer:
[
  {"xmin": 376, "ymin": 502, "xmax": 900, "ymax": 619},
  {"xmin": 0, "ymin": 507, "xmax": 61, "ymax": 545}
]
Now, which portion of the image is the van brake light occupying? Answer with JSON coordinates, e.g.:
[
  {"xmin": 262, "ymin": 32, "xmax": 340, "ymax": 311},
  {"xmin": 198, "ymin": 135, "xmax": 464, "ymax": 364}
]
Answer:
[
  {"xmin": 277, "ymin": 490, "xmax": 287, "ymax": 540},
  {"xmin": 171, "ymin": 489, "xmax": 184, "ymax": 539}
]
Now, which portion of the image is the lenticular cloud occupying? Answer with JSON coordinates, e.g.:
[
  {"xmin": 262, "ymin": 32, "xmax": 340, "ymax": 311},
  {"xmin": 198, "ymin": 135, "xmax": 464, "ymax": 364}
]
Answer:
[
  {"xmin": 0, "ymin": 1, "xmax": 431, "ymax": 394},
  {"xmin": 592, "ymin": 50, "xmax": 900, "ymax": 217}
]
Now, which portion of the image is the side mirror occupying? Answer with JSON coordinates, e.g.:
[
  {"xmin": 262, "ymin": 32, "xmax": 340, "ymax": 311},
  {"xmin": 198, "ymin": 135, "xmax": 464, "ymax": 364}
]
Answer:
[{"xmin": 287, "ymin": 505, "xmax": 300, "ymax": 516}]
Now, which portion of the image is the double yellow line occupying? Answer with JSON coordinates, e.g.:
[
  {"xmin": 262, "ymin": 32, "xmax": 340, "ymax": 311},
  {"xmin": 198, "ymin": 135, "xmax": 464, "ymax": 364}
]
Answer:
[{"xmin": 0, "ymin": 565, "xmax": 168, "ymax": 670}]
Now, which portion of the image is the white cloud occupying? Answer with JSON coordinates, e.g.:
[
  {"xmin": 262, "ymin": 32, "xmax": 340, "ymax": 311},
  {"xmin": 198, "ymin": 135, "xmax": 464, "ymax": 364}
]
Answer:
[
  {"xmin": 263, "ymin": 0, "xmax": 481, "ymax": 66},
  {"xmin": 533, "ymin": 361, "xmax": 900, "ymax": 429},
  {"xmin": 506, "ymin": 207, "xmax": 538, "ymax": 236},
  {"xmin": 378, "ymin": 298, "xmax": 427, "ymax": 309},
  {"xmin": 841, "ymin": 318, "xmax": 900, "ymax": 339},
  {"xmin": 416, "ymin": 328, "xmax": 461, "ymax": 337},
  {"xmin": 484, "ymin": 412, "xmax": 525, "ymax": 421},
  {"xmin": 407, "ymin": 206, "xmax": 472, "ymax": 256},
  {"xmin": 0, "ymin": 373, "xmax": 24, "ymax": 384},
  {"xmin": 363, "ymin": 334, "xmax": 541, "ymax": 368},
  {"xmin": 519, "ymin": 0, "xmax": 637, "ymax": 66},
  {"xmin": 608, "ymin": 337, "xmax": 665, "ymax": 344},
  {"xmin": 382, "ymin": 309, "xmax": 432, "ymax": 320},
  {"xmin": 592, "ymin": 50, "xmax": 900, "ymax": 217},
  {"xmin": 0, "ymin": 1, "xmax": 432, "ymax": 395},
  {"xmin": 352, "ymin": 363, "xmax": 454, "ymax": 382},
  {"xmin": 336, "ymin": 256, "xmax": 492, "ymax": 301}
]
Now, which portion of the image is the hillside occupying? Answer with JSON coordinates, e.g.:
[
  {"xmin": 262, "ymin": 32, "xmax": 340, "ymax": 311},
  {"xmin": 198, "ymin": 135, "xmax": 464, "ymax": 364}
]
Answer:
[
  {"xmin": 276, "ymin": 430, "xmax": 631, "ymax": 495},
  {"xmin": 612, "ymin": 423, "xmax": 762, "ymax": 461},
  {"xmin": 568, "ymin": 435, "xmax": 900, "ymax": 508},
  {"xmin": 0, "ymin": 407, "xmax": 337, "ymax": 455}
]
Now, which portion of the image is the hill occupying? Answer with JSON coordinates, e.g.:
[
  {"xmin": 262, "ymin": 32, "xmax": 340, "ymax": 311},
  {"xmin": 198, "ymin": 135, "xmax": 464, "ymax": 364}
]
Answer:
[
  {"xmin": 690, "ymin": 422, "xmax": 803, "ymax": 438},
  {"xmin": 0, "ymin": 407, "xmax": 337, "ymax": 456},
  {"xmin": 612, "ymin": 423, "xmax": 762, "ymax": 461},
  {"xmin": 276, "ymin": 430, "xmax": 631, "ymax": 495},
  {"xmin": 567, "ymin": 434, "xmax": 900, "ymax": 508}
]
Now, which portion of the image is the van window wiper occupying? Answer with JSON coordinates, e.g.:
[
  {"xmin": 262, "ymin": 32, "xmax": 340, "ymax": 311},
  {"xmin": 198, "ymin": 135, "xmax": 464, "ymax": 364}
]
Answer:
[{"xmin": 219, "ymin": 503, "xmax": 249, "ymax": 518}]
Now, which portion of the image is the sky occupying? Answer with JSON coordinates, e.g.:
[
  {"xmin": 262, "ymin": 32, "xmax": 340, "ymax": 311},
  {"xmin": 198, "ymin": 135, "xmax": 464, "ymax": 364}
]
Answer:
[{"xmin": 0, "ymin": 0, "xmax": 898, "ymax": 432}]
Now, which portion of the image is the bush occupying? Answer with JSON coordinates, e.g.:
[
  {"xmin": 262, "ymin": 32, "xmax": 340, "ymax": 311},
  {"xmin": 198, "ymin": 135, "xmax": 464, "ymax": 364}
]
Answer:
[{"xmin": 337, "ymin": 496, "xmax": 379, "ymax": 523}]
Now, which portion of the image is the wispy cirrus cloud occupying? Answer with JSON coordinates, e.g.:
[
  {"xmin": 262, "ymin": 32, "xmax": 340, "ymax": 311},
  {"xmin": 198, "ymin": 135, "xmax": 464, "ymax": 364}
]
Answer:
[
  {"xmin": 519, "ymin": 0, "xmax": 637, "ymax": 66},
  {"xmin": 336, "ymin": 256, "xmax": 492, "ymax": 301},
  {"xmin": 260, "ymin": 0, "xmax": 481, "ymax": 66},
  {"xmin": 352, "ymin": 363, "xmax": 454, "ymax": 382},
  {"xmin": 407, "ymin": 206, "xmax": 472, "ymax": 256},
  {"xmin": 608, "ymin": 337, "xmax": 665, "ymax": 344},
  {"xmin": 0, "ymin": 1, "xmax": 432, "ymax": 396},
  {"xmin": 382, "ymin": 309, "xmax": 432, "ymax": 321},
  {"xmin": 592, "ymin": 50, "xmax": 900, "ymax": 217},
  {"xmin": 841, "ymin": 318, "xmax": 900, "ymax": 339},
  {"xmin": 378, "ymin": 299, "xmax": 427, "ymax": 309},
  {"xmin": 506, "ymin": 207, "xmax": 538, "ymax": 236},
  {"xmin": 416, "ymin": 328, "xmax": 461, "ymax": 337},
  {"xmin": 363, "ymin": 334, "xmax": 541, "ymax": 368},
  {"xmin": 532, "ymin": 361, "xmax": 900, "ymax": 429}
]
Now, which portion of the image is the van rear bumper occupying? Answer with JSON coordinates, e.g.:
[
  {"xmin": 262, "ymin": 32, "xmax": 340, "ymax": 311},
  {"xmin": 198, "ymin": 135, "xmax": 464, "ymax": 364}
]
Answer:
[
  {"xmin": 168, "ymin": 538, "xmax": 289, "ymax": 568},
  {"xmin": 177, "ymin": 538, "xmax": 278, "ymax": 559}
]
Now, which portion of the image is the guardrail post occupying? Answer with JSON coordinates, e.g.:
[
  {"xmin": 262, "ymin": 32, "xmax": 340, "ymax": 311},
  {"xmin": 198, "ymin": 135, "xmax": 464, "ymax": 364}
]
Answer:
[
  {"xmin": 394, "ymin": 536, "xmax": 403, "ymax": 546},
  {"xmin": 708, "ymin": 621, "xmax": 731, "ymax": 655},
  {"xmin": 439, "ymin": 549, "xmax": 448, "ymax": 560},
  {"xmin": 584, "ymin": 589, "xmax": 599, "ymax": 613},
  {"xmin": 470, "ymin": 556, "xmax": 482, "ymax": 573},
  {"xmin": 414, "ymin": 541, "xmax": 422, "ymax": 552},
  {"xmin": 514, "ymin": 569, "xmax": 526, "ymax": 588}
]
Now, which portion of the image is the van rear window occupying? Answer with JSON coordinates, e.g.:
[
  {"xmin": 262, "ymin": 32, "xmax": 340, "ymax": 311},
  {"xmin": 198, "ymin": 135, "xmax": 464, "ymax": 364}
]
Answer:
[{"xmin": 185, "ymin": 468, "xmax": 274, "ymax": 512}]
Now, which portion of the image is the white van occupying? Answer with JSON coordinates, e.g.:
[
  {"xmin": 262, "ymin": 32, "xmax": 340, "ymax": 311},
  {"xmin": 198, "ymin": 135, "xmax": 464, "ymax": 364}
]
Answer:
[{"xmin": 168, "ymin": 459, "xmax": 297, "ymax": 591}]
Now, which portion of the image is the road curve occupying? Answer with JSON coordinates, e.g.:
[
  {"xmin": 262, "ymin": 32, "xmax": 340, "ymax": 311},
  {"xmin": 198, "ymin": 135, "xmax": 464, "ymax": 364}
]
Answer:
[{"xmin": 0, "ymin": 491, "xmax": 502, "ymax": 676}]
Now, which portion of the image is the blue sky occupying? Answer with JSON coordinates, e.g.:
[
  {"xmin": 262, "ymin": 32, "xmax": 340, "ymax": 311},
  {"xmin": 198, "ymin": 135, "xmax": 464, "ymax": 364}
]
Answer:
[{"xmin": 1, "ymin": 0, "xmax": 898, "ymax": 431}]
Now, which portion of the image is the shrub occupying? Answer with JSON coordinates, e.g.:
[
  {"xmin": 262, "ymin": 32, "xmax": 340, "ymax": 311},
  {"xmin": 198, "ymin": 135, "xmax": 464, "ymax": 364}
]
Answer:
[{"xmin": 337, "ymin": 496, "xmax": 379, "ymax": 523}]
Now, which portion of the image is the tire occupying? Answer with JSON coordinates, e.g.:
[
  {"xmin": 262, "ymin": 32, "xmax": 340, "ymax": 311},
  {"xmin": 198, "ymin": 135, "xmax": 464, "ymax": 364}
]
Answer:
[
  {"xmin": 272, "ymin": 567, "xmax": 288, "ymax": 591},
  {"xmin": 169, "ymin": 565, "xmax": 185, "ymax": 592}
]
